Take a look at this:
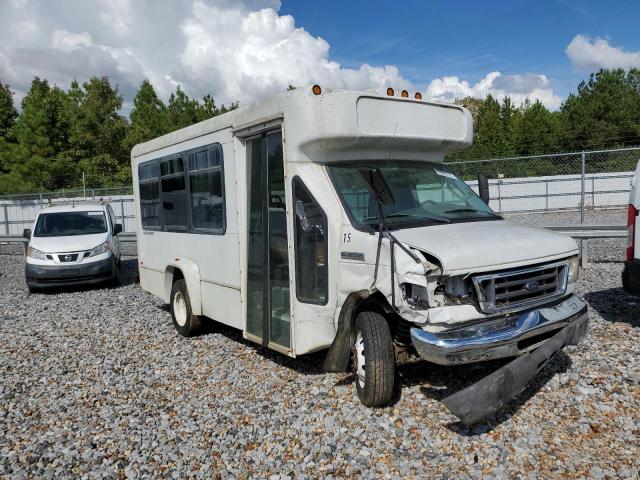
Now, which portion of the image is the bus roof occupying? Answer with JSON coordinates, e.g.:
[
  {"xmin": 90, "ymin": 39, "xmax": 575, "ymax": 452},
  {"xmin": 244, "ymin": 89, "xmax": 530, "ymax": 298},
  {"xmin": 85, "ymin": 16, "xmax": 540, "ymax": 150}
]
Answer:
[{"xmin": 131, "ymin": 87, "xmax": 473, "ymax": 163}]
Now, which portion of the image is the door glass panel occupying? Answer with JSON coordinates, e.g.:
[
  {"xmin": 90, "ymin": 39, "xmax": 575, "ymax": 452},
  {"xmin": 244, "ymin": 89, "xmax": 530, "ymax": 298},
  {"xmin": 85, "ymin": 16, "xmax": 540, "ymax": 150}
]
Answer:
[
  {"xmin": 246, "ymin": 138, "xmax": 265, "ymax": 339},
  {"xmin": 267, "ymin": 132, "xmax": 290, "ymax": 348}
]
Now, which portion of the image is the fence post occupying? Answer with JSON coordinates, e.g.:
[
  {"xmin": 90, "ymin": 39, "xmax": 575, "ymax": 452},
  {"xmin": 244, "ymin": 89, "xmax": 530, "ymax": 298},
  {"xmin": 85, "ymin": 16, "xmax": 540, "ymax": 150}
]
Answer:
[
  {"xmin": 580, "ymin": 151, "xmax": 587, "ymax": 267},
  {"xmin": 498, "ymin": 180, "xmax": 502, "ymax": 213},
  {"xmin": 580, "ymin": 152, "xmax": 586, "ymax": 224},
  {"xmin": 3, "ymin": 203, "xmax": 8, "ymax": 235},
  {"xmin": 545, "ymin": 178, "xmax": 549, "ymax": 212},
  {"xmin": 591, "ymin": 176, "xmax": 595, "ymax": 208},
  {"xmin": 120, "ymin": 198, "xmax": 126, "ymax": 231}
]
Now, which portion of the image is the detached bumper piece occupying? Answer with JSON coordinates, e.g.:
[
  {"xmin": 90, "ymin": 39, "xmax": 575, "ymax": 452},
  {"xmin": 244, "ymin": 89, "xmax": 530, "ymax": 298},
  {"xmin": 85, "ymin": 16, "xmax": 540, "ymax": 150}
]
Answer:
[
  {"xmin": 622, "ymin": 259, "xmax": 640, "ymax": 295},
  {"xmin": 443, "ymin": 316, "xmax": 588, "ymax": 425},
  {"xmin": 410, "ymin": 295, "xmax": 588, "ymax": 366},
  {"xmin": 25, "ymin": 256, "xmax": 116, "ymax": 288}
]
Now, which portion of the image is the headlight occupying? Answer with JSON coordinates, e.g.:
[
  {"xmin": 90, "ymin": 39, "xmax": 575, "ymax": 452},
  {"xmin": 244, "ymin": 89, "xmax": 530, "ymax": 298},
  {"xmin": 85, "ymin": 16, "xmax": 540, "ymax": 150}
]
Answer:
[
  {"xmin": 27, "ymin": 246, "xmax": 47, "ymax": 260},
  {"xmin": 567, "ymin": 255, "xmax": 579, "ymax": 284},
  {"xmin": 89, "ymin": 241, "xmax": 110, "ymax": 257}
]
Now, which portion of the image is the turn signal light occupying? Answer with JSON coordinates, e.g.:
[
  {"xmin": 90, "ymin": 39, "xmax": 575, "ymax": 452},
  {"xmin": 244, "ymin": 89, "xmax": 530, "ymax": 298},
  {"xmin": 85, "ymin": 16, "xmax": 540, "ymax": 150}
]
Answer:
[
  {"xmin": 415, "ymin": 92, "xmax": 423, "ymax": 100},
  {"xmin": 401, "ymin": 90, "xmax": 409, "ymax": 98},
  {"xmin": 312, "ymin": 84, "xmax": 322, "ymax": 95},
  {"xmin": 386, "ymin": 87, "xmax": 394, "ymax": 96},
  {"xmin": 627, "ymin": 204, "xmax": 638, "ymax": 260}
]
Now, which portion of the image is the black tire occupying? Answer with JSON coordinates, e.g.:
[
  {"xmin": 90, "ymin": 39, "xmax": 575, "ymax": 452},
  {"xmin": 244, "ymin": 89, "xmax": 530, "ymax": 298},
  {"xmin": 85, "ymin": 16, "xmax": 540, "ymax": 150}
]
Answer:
[
  {"xmin": 352, "ymin": 311, "xmax": 395, "ymax": 407},
  {"xmin": 170, "ymin": 279, "xmax": 202, "ymax": 337},
  {"xmin": 109, "ymin": 260, "xmax": 119, "ymax": 287}
]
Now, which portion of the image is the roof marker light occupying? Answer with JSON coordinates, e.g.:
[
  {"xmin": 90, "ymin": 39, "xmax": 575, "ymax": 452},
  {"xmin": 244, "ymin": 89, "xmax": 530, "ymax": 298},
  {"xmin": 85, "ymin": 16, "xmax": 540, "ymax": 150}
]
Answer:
[
  {"xmin": 312, "ymin": 84, "xmax": 322, "ymax": 95},
  {"xmin": 386, "ymin": 87, "xmax": 394, "ymax": 96},
  {"xmin": 401, "ymin": 90, "xmax": 409, "ymax": 98},
  {"xmin": 415, "ymin": 92, "xmax": 423, "ymax": 100}
]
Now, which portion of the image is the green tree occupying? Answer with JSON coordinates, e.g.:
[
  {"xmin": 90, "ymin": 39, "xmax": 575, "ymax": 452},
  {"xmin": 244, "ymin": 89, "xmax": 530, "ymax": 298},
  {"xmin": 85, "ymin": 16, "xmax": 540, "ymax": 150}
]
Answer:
[
  {"xmin": 5, "ymin": 77, "xmax": 74, "ymax": 191},
  {"xmin": 166, "ymin": 86, "xmax": 200, "ymax": 131},
  {"xmin": 560, "ymin": 68, "xmax": 640, "ymax": 151},
  {"xmin": 517, "ymin": 100, "xmax": 561, "ymax": 156},
  {"xmin": 0, "ymin": 81, "xmax": 18, "ymax": 139},
  {"xmin": 125, "ymin": 79, "xmax": 168, "ymax": 149},
  {"xmin": 68, "ymin": 76, "xmax": 130, "ymax": 187}
]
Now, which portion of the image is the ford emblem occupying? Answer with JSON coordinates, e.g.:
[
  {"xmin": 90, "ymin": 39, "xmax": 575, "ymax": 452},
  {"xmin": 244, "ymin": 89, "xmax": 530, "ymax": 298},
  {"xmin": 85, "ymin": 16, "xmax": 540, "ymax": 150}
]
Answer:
[{"xmin": 524, "ymin": 280, "xmax": 540, "ymax": 291}]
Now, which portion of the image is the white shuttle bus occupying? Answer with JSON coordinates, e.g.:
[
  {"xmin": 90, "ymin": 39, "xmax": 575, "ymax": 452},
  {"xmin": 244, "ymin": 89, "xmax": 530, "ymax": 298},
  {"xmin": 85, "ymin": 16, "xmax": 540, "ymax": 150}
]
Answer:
[{"xmin": 132, "ymin": 87, "xmax": 588, "ymax": 422}]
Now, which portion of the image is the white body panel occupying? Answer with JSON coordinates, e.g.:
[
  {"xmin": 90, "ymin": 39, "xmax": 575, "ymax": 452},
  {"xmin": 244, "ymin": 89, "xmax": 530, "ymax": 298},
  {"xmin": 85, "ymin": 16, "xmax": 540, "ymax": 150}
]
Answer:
[{"xmin": 132, "ymin": 87, "xmax": 578, "ymax": 357}]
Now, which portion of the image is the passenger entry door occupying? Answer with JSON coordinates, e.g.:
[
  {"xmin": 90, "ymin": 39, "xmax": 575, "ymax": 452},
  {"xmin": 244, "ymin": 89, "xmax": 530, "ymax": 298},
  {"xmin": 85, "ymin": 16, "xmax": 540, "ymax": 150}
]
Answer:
[{"xmin": 246, "ymin": 131, "xmax": 291, "ymax": 350}]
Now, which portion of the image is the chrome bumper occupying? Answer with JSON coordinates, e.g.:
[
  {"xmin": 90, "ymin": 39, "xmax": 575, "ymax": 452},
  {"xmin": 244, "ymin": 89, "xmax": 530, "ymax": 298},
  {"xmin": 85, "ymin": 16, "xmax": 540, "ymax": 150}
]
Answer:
[{"xmin": 410, "ymin": 294, "xmax": 589, "ymax": 365}]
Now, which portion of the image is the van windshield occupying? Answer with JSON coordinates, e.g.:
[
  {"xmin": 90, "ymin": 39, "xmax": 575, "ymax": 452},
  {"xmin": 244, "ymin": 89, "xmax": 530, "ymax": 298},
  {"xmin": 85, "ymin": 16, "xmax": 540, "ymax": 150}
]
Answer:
[
  {"xmin": 34, "ymin": 211, "xmax": 108, "ymax": 237},
  {"xmin": 328, "ymin": 161, "xmax": 499, "ymax": 230}
]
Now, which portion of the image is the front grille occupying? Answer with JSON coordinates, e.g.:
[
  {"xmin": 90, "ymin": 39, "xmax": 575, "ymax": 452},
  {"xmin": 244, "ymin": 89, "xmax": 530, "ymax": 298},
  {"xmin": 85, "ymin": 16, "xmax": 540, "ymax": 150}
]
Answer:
[
  {"xmin": 472, "ymin": 260, "xmax": 568, "ymax": 314},
  {"xmin": 57, "ymin": 253, "xmax": 79, "ymax": 262}
]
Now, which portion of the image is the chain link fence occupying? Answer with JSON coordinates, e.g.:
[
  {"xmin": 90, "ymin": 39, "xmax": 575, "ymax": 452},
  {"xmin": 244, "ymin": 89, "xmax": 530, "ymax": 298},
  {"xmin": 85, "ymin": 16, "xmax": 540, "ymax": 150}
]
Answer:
[{"xmin": 446, "ymin": 147, "xmax": 639, "ymax": 224}]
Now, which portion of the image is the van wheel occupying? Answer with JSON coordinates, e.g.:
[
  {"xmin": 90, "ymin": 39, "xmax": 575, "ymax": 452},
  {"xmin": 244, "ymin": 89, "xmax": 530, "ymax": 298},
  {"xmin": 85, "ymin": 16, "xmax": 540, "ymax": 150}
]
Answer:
[
  {"xmin": 352, "ymin": 311, "xmax": 395, "ymax": 407},
  {"xmin": 170, "ymin": 279, "xmax": 201, "ymax": 337}
]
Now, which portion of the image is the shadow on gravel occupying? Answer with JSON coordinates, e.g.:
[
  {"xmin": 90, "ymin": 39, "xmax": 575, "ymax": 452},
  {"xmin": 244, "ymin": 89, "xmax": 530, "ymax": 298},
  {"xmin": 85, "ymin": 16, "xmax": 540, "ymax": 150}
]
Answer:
[
  {"xmin": 189, "ymin": 315, "xmax": 328, "ymax": 376},
  {"xmin": 387, "ymin": 351, "xmax": 572, "ymax": 432},
  {"xmin": 584, "ymin": 287, "xmax": 640, "ymax": 328}
]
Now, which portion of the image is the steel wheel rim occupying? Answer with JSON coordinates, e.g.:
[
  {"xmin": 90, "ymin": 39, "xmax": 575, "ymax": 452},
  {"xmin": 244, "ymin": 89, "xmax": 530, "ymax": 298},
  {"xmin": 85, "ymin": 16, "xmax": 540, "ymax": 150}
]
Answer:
[
  {"xmin": 354, "ymin": 330, "xmax": 366, "ymax": 388},
  {"xmin": 174, "ymin": 291, "xmax": 187, "ymax": 327}
]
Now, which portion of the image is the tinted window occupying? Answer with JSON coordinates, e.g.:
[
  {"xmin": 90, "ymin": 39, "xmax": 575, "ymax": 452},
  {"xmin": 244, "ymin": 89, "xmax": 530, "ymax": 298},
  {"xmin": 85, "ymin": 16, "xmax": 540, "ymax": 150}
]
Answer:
[
  {"xmin": 160, "ymin": 161, "xmax": 187, "ymax": 231},
  {"xmin": 293, "ymin": 177, "xmax": 328, "ymax": 304},
  {"xmin": 138, "ymin": 161, "xmax": 161, "ymax": 229},
  {"xmin": 189, "ymin": 145, "xmax": 224, "ymax": 231},
  {"xmin": 34, "ymin": 212, "xmax": 107, "ymax": 237}
]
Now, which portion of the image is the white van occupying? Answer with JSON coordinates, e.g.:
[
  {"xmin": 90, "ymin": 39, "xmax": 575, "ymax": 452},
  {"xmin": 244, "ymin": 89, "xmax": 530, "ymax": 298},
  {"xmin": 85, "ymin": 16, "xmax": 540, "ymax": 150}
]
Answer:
[
  {"xmin": 24, "ymin": 202, "xmax": 122, "ymax": 291},
  {"xmin": 623, "ymin": 160, "xmax": 640, "ymax": 294},
  {"xmin": 132, "ymin": 87, "xmax": 588, "ymax": 422}
]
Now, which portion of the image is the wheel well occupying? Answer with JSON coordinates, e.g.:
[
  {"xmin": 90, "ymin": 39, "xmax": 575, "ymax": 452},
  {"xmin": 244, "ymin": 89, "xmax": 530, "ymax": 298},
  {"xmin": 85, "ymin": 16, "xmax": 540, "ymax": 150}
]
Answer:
[{"xmin": 164, "ymin": 266, "xmax": 184, "ymax": 302}]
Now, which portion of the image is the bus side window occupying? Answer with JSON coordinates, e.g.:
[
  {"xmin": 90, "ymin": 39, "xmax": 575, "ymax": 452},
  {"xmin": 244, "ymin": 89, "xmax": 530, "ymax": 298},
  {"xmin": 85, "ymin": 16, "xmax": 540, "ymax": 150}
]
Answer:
[
  {"xmin": 293, "ymin": 177, "xmax": 328, "ymax": 304},
  {"xmin": 138, "ymin": 161, "xmax": 161, "ymax": 229},
  {"xmin": 160, "ymin": 157, "xmax": 188, "ymax": 231},
  {"xmin": 188, "ymin": 144, "xmax": 225, "ymax": 233}
]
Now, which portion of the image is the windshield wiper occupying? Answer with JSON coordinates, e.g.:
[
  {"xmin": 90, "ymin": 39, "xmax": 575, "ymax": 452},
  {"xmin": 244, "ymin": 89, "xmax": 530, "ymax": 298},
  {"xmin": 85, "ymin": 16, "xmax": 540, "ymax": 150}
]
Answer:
[
  {"xmin": 444, "ymin": 208, "xmax": 501, "ymax": 218},
  {"xmin": 363, "ymin": 212, "xmax": 450, "ymax": 224}
]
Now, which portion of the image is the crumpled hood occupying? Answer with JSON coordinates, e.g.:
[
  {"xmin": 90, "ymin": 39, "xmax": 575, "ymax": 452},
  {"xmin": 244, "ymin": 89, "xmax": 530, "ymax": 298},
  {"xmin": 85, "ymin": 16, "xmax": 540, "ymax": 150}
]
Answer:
[
  {"xmin": 29, "ymin": 233, "xmax": 108, "ymax": 253},
  {"xmin": 393, "ymin": 220, "xmax": 577, "ymax": 275}
]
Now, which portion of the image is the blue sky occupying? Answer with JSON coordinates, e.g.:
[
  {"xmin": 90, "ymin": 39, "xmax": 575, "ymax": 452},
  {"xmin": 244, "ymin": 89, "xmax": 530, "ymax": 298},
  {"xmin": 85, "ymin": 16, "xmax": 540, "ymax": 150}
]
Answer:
[
  {"xmin": 281, "ymin": 0, "xmax": 640, "ymax": 100},
  {"xmin": 1, "ymin": 0, "xmax": 639, "ymax": 111}
]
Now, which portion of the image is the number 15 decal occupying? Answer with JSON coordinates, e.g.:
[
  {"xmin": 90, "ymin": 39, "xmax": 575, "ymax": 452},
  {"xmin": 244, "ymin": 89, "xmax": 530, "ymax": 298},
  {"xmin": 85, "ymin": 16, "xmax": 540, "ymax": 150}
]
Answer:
[{"xmin": 343, "ymin": 233, "xmax": 351, "ymax": 243}]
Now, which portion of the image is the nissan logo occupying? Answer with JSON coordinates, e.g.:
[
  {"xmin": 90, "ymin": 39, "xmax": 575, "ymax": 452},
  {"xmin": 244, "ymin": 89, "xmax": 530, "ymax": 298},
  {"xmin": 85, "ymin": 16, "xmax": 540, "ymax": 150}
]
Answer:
[
  {"xmin": 64, "ymin": 255, "xmax": 73, "ymax": 261},
  {"xmin": 524, "ymin": 280, "xmax": 540, "ymax": 291}
]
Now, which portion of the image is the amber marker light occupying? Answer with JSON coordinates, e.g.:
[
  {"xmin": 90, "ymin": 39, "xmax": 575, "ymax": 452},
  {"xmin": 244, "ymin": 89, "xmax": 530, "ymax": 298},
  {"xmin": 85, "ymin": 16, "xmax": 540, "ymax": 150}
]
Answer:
[
  {"xmin": 312, "ymin": 84, "xmax": 322, "ymax": 95},
  {"xmin": 386, "ymin": 87, "xmax": 394, "ymax": 96},
  {"xmin": 415, "ymin": 92, "xmax": 423, "ymax": 100},
  {"xmin": 401, "ymin": 90, "xmax": 409, "ymax": 98}
]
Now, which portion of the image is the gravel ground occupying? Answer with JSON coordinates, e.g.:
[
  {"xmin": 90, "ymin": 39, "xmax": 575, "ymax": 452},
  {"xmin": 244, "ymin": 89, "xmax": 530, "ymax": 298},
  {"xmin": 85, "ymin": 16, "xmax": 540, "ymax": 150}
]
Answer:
[{"xmin": 1, "ymin": 225, "xmax": 639, "ymax": 478}]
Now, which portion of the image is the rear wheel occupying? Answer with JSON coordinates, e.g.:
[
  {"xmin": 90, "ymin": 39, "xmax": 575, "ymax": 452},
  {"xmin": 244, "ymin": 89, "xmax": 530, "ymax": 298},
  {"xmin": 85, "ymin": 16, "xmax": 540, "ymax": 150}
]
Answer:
[
  {"xmin": 170, "ymin": 279, "xmax": 202, "ymax": 337},
  {"xmin": 352, "ymin": 311, "xmax": 395, "ymax": 407}
]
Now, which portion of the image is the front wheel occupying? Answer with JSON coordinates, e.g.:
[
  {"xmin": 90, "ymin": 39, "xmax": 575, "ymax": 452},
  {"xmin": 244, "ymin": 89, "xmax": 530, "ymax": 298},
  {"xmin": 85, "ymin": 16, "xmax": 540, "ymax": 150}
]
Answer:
[
  {"xmin": 170, "ymin": 279, "xmax": 202, "ymax": 337},
  {"xmin": 352, "ymin": 311, "xmax": 395, "ymax": 407}
]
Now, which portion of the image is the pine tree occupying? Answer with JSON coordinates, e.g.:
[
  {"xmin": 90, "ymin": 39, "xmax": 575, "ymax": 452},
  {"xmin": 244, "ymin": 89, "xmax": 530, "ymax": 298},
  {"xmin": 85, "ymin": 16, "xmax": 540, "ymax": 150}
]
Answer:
[
  {"xmin": 0, "ymin": 81, "xmax": 18, "ymax": 140},
  {"xmin": 126, "ymin": 80, "xmax": 168, "ymax": 149}
]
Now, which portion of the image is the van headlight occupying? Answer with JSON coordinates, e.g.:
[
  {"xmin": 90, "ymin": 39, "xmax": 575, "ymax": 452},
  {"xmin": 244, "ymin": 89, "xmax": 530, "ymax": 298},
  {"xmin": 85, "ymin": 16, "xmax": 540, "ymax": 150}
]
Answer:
[
  {"xmin": 27, "ymin": 246, "xmax": 47, "ymax": 260},
  {"xmin": 567, "ymin": 255, "xmax": 579, "ymax": 284},
  {"xmin": 89, "ymin": 241, "xmax": 110, "ymax": 257}
]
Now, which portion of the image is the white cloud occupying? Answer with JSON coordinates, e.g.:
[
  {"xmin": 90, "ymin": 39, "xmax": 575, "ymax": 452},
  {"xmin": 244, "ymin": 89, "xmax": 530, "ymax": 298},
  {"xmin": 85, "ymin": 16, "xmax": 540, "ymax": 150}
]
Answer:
[
  {"xmin": 0, "ymin": 0, "xmax": 562, "ymax": 114},
  {"xmin": 425, "ymin": 71, "xmax": 563, "ymax": 110},
  {"xmin": 566, "ymin": 34, "xmax": 640, "ymax": 71}
]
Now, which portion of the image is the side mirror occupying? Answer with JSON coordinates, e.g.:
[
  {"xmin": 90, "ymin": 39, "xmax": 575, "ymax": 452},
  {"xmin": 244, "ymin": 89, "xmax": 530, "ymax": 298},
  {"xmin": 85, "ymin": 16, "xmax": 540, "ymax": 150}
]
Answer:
[
  {"xmin": 478, "ymin": 174, "xmax": 490, "ymax": 205},
  {"xmin": 113, "ymin": 224, "xmax": 123, "ymax": 235},
  {"xmin": 23, "ymin": 228, "xmax": 31, "ymax": 240}
]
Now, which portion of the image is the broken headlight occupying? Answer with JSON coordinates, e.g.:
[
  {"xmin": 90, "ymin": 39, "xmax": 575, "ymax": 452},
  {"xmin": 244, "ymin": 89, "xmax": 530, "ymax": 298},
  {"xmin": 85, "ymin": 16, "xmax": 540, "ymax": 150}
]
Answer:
[{"xmin": 400, "ymin": 283, "xmax": 430, "ymax": 309}]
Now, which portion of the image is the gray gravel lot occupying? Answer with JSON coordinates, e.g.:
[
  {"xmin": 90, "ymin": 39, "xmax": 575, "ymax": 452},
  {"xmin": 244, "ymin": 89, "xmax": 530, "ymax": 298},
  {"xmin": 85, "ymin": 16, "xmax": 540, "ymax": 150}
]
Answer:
[{"xmin": 1, "ymin": 212, "xmax": 639, "ymax": 479}]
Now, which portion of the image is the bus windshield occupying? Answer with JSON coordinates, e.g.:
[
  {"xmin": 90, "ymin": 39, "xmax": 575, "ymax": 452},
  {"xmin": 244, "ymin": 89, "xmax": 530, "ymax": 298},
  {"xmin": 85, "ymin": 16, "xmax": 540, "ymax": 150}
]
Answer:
[
  {"xmin": 34, "ymin": 211, "xmax": 108, "ymax": 237},
  {"xmin": 328, "ymin": 161, "xmax": 499, "ymax": 230}
]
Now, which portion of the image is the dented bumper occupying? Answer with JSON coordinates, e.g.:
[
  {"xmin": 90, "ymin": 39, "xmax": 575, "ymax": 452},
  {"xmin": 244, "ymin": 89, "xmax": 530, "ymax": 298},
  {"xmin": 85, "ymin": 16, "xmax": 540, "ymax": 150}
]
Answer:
[{"xmin": 410, "ymin": 295, "xmax": 588, "ymax": 366}]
